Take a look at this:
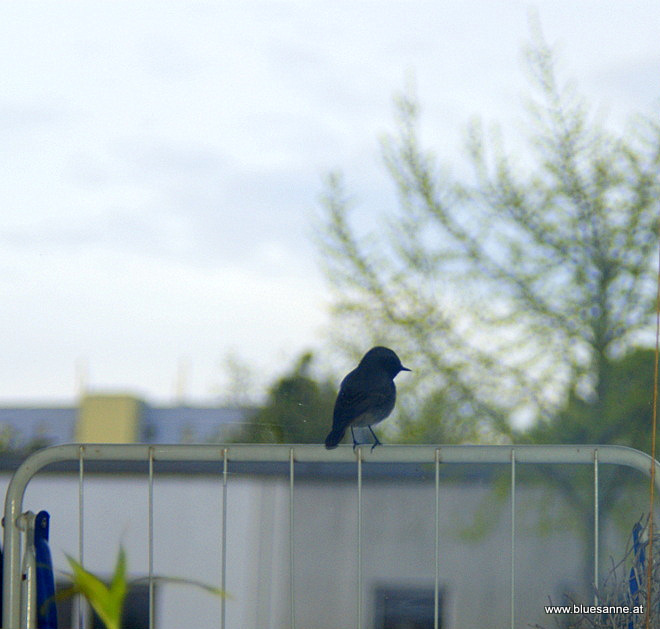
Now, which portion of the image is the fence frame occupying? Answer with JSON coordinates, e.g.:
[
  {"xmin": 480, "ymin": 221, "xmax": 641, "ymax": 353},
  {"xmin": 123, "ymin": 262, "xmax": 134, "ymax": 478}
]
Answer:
[{"xmin": 3, "ymin": 443, "xmax": 660, "ymax": 629}]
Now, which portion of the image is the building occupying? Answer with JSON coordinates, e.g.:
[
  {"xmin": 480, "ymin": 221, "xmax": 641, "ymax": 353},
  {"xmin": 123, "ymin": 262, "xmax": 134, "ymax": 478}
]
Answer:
[{"xmin": 0, "ymin": 393, "xmax": 250, "ymax": 450}]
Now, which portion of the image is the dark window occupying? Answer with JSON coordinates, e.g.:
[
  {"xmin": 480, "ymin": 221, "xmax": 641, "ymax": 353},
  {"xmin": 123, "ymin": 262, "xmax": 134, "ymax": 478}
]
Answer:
[{"xmin": 374, "ymin": 586, "xmax": 441, "ymax": 629}]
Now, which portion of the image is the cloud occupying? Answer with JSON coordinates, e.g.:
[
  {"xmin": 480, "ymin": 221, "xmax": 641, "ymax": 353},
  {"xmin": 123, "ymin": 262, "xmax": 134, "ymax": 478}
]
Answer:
[
  {"xmin": 590, "ymin": 57, "xmax": 660, "ymax": 116},
  {"xmin": 1, "ymin": 245, "xmax": 326, "ymax": 400},
  {"xmin": 1, "ymin": 1, "xmax": 659, "ymax": 401}
]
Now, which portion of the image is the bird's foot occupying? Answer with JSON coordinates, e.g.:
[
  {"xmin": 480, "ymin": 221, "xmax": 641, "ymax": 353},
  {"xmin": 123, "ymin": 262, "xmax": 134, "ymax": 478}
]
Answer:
[
  {"xmin": 351, "ymin": 427, "xmax": 360, "ymax": 451},
  {"xmin": 368, "ymin": 426, "xmax": 382, "ymax": 452}
]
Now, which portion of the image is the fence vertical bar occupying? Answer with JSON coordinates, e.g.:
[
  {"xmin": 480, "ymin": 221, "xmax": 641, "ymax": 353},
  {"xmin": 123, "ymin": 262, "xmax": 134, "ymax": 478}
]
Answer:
[
  {"xmin": 148, "ymin": 447, "xmax": 155, "ymax": 629},
  {"xmin": 434, "ymin": 448, "xmax": 440, "ymax": 629},
  {"xmin": 78, "ymin": 445, "xmax": 85, "ymax": 629},
  {"xmin": 289, "ymin": 448, "xmax": 296, "ymax": 629},
  {"xmin": 510, "ymin": 448, "xmax": 516, "ymax": 629},
  {"xmin": 357, "ymin": 448, "xmax": 363, "ymax": 629},
  {"xmin": 593, "ymin": 448, "xmax": 599, "ymax": 605},
  {"xmin": 221, "ymin": 448, "xmax": 228, "ymax": 629}
]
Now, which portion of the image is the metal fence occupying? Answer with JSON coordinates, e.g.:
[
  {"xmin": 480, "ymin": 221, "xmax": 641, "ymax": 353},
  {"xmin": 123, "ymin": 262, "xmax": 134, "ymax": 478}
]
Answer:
[{"xmin": 3, "ymin": 443, "xmax": 660, "ymax": 629}]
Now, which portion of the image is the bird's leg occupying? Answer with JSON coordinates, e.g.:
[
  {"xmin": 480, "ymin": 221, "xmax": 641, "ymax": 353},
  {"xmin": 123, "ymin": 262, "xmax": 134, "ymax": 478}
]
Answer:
[
  {"xmin": 351, "ymin": 427, "xmax": 360, "ymax": 451},
  {"xmin": 368, "ymin": 425, "xmax": 382, "ymax": 452}
]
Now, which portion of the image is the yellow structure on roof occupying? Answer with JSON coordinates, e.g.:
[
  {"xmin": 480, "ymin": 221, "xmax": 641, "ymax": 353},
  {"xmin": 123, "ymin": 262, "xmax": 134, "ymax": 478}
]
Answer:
[{"xmin": 75, "ymin": 394, "xmax": 143, "ymax": 443}]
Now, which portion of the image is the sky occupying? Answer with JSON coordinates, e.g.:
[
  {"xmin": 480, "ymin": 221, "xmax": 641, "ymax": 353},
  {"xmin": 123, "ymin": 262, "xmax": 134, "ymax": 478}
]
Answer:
[{"xmin": 1, "ymin": 2, "xmax": 659, "ymax": 405}]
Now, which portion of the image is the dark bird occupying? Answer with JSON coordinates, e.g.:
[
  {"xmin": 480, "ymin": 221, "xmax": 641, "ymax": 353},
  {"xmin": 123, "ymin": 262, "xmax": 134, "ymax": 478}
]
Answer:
[{"xmin": 324, "ymin": 346, "xmax": 411, "ymax": 451}]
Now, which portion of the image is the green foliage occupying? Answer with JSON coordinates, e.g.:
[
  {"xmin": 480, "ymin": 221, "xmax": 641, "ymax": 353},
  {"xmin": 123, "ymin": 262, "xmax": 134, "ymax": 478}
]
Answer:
[
  {"xmin": 395, "ymin": 388, "xmax": 506, "ymax": 444},
  {"xmin": 520, "ymin": 347, "xmax": 657, "ymax": 533},
  {"xmin": 315, "ymin": 31, "xmax": 659, "ymax": 599},
  {"xmin": 232, "ymin": 352, "xmax": 336, "ymax": 444},
  {"xmin": 316, "ymin": 30, "xmax": 660, "ymax": 443},
  {"xmin": 60, "ymin": 547, "xmax": 127, "ymax": 629},
  {"xmin": 0, "ymin": 423, "xmax": 17, "ymax": 452},
  {"xmin": 57, "ymin": 547, "xmax": 227, "ymax": 629},
  {"xmin": 526, "ymin": 348, "xmax": 657, "ymax": 450}
]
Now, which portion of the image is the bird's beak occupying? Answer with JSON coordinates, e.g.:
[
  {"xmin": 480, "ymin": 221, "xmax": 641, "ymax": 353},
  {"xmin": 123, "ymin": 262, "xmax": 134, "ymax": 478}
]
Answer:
[{"xmin": 401, "ymin": 366, "xmax": 412, "ymax": 372}]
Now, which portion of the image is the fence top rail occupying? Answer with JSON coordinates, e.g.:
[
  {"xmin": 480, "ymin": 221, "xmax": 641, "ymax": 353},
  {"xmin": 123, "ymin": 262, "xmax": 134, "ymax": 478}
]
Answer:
[
  {"xmin": 6, "ymin": 443, "xmax": 658, "ymax": 538},
  {"xmin": 6, "ymin": 441, "xmax": 659, "ymax": 472}
]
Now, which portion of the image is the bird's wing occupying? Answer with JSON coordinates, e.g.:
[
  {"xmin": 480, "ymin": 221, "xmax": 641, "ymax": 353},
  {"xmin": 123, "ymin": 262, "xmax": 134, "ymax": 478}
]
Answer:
[{"xmin": 331, "ymin": 380, "xmax": 390, "ymax": 430}]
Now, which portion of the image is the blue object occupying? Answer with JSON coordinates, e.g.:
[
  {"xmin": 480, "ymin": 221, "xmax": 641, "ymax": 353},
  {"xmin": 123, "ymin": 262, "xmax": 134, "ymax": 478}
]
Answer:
[
  {"xmin": 34, "ymin": 510, "xmax": 57, "ymax": 629},
  {"xmin": 628, "ymin": 522, "xmax": 644, "ymax": 629},
  {"xmin": 1, "ymin": 539, "xmax": 3, "ymax": 622}
]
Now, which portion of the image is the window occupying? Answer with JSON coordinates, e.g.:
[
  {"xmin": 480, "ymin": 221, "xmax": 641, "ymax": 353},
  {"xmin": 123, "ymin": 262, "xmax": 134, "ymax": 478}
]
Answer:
[{"xmin": 374, "ymin": 585, "xmax": 441, "ymax": 629}]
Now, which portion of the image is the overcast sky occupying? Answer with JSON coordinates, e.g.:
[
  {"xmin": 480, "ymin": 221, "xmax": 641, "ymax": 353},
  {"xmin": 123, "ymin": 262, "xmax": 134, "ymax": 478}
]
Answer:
[{"xmin": 1, "ymin": 2, "xmax": 658, "ymax": 405}]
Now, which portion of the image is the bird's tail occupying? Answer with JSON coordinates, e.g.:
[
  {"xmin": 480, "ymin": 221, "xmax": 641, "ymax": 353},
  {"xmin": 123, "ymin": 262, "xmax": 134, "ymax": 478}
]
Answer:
[{"xmin": 324, "ymin": 427, "xmax": 345, "ymax": 449}]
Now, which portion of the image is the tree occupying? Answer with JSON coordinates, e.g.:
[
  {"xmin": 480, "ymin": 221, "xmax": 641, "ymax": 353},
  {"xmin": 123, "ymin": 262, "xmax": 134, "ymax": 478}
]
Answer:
[
  {"xmin": 519, "ymin": 348, "xmax": 658, "ymax": 591},
  {"xmin": 232, "ymin": 352, "xmax": 336, "ymax": 444},
  {"xmin": 316, "ymin": 34, "xmax": 660, "ymax": 443},
  {"xmin": 527, "ymin": 348, "xmax": 656, "ymax": 449}
]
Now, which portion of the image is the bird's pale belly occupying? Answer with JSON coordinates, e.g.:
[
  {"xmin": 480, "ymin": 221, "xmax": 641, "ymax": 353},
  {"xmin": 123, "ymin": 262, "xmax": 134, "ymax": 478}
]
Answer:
[{"xmin": 352, "ymin": 406, "xmax": 392, "ymax": 427}]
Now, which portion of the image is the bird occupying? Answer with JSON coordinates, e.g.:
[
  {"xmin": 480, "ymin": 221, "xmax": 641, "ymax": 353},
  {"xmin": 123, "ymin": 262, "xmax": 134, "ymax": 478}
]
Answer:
[{"xmin": 324, "ymin": 346, "xmax": 411, "ymax": 451}]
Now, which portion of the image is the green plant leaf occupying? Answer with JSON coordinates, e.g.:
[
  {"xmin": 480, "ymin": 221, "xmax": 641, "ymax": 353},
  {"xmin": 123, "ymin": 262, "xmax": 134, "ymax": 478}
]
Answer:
[
  {"xmin": 59, "ymin": 545, "xmax": 227, "ymax": 629},
  {"xmin": 132, "ymin": 575, "xmax": 229, "ymax": 599},
  {"xmin": 64, "ymin": 547, "xmax": 127, "ymax": 629}
]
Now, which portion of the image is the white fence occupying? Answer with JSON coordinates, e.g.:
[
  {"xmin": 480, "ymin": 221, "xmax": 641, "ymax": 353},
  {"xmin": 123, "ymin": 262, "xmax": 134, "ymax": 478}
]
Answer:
[{"xmin": 2, "ymin": 443, "xmax": 660, "ymax": 629}]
